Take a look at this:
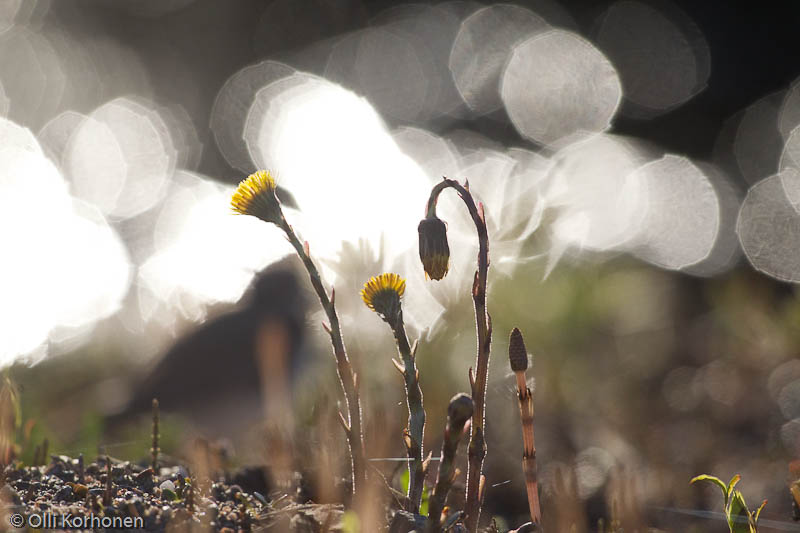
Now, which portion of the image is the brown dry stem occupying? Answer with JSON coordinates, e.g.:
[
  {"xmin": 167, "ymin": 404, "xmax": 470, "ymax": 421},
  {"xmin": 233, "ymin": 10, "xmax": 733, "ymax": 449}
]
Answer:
[{"xmin": 151, "ymin": 398, "xmax": 160, "ymax": 472}]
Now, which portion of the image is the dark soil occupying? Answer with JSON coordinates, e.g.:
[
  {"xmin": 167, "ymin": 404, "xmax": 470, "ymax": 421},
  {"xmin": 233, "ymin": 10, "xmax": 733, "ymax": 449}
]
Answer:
[{"xmin": 0, "ymin": 455, "xmax": 345, "ymax": 532}]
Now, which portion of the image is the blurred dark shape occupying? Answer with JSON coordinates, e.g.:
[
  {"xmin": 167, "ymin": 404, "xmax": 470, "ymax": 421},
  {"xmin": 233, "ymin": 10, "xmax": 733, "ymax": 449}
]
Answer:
[
  {"xmin": 106, "ymin": 262, "xmax": 310, "ymax": 440},
  {"xmin": 229, "ymin": 464, "xmax": 272, "ymax": 497},
  {"xmin": 388, "ymin": 510, "xmax": 426, "ymax": 533}
]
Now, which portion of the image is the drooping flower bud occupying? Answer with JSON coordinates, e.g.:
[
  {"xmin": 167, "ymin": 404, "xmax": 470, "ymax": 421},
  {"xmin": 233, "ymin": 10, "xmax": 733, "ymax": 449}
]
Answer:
[{"xmin": 417, "ymin": 215, "xmax": 450, "ymax": 280}]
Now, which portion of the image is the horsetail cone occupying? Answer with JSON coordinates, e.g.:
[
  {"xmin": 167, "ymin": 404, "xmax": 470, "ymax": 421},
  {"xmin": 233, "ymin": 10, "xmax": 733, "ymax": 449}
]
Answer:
[
  {"xmin": 418, "ymin": 215, "xmax": 450, "ymax": 280},
  {"xmin": 509, "ymin": 328, "xmax": 528, "ymax": 372}
]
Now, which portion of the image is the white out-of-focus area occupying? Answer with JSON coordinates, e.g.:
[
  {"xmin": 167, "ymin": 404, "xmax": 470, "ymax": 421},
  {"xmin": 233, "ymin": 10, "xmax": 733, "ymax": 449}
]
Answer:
[
  {"xmin": 0, "ymin": 119, "xmax": 130, "ymax": 365},
  {"xmin": 2, "ymin": 0, "xmax": 797, "ymax": 368}
]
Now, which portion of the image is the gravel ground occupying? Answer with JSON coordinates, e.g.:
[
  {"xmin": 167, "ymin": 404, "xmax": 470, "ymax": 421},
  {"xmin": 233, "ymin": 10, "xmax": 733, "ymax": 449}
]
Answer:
[{"xmin": 0, "ymin": 455, "xmax": 345, "ymax": 532}]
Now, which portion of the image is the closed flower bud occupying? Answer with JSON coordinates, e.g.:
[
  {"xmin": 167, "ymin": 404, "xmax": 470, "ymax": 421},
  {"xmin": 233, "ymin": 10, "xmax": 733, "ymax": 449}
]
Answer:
[
  {"xmin": 448, "ymin": 393, "xmax": 474, "ymax": 428},
  {"xmin": 418, "ymin": 215, "xmax": 450, "ymax": 280}
]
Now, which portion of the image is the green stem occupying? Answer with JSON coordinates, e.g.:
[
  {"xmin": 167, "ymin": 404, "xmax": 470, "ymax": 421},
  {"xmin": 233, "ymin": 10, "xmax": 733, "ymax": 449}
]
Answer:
[
  {"xmin": 426, "ymin": 178, "xmax": 491, "ymax": 533},
  {"xmin": 279, "ymin": 215, "xmax": 367, "ymax": 498},
  {"xmin": 390, "ymin": 312, "xmax": 426, "ymax": 513}
]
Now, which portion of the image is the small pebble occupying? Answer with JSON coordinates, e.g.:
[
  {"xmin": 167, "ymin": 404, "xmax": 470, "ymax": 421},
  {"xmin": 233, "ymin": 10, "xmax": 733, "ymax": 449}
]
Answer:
[{"xmin": 54, "ymin": 485, "xmax": 73, "ymax": 502}]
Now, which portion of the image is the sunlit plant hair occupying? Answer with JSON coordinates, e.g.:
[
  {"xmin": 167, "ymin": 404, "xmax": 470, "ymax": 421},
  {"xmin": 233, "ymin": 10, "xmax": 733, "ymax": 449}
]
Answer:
[
  {"xmin": 231, "ymin": 170, "xmax": 282, "ymax": 225},
  {"xmin": 361, "ymin": 273, "xmax": 406, "ymax": 326}
]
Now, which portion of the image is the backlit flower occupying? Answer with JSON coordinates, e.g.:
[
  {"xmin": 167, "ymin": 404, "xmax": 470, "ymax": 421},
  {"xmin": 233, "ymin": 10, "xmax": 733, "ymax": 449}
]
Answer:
[
  {"xmin": 231, "ymin": 170, "xmax": 282, "ymax": 224},
  {"xmin": 361, "ymin": 273, "xmax": 406, "ymax": 324}
]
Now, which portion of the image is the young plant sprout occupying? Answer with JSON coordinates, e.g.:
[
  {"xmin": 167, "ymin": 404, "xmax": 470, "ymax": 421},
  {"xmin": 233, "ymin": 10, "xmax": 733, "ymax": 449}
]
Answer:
[
  {"xmin": 426, "ymin": 393, "xmax": 474, "ymax": 533},
  {"xmin": 691, "ymin": 473, "xmax": 767, "ymax": 533},
  {"xmin": 421, "ymin": 177, "xmax": 491, "ymax": 532},
  {"xmin": 361, "ymin": 273, "xmax": 427, "ymax": 513},
  {"xmin": 508, "ymin": 328, "xmax": 541, "ymax": 528},
  {"xmin": 232, "ymin": 170, "xmax": 367, "ymax": 497}
]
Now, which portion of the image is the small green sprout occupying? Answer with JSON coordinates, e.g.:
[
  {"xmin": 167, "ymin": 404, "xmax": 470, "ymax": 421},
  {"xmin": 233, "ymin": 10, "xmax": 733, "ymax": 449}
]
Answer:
[{"xmin": 691, "ymin": 473, "xmax": 767, "ymax": 533}]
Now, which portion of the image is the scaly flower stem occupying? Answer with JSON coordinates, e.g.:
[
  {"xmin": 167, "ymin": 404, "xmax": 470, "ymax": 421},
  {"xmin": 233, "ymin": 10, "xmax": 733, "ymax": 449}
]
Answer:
[
  {"xmin": 390, "ymin": 312, "xmax": 426, "ymax": 513},
  {"xmin": 426, "ymin": 394, "xmax": 474, "ymax": 533},
  {"xmin": 278, "ymin": 215, "xmax": 367, "ymax": 498},
  {"xmin": 426, "ymin": 178, "xmax": 491, "ymax": 533}
]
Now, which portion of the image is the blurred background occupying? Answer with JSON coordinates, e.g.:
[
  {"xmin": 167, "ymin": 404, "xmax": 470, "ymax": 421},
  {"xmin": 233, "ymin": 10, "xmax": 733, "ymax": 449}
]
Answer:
[{"xmin": 3, "ymin": 0, "xmax": 800, "ymax": 530}]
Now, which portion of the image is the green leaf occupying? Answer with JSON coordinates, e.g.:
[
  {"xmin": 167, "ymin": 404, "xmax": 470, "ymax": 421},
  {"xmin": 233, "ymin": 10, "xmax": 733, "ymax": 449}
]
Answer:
[
  {"xmin": 400, "ymin": 469, "xmax": 410, "ymax": 494},
  {"xmin": 754, "ymin": 499, "xmax": 767, "ymax": 525},
  {"xmin": 420, "ymin": 482, "xmax": 429, "ymax": 516},
  {"xmin": 400, "ymin": 468, "xmax": 428, "ymax": 514},
  {"xmin": 342, "ymin": 510, "xmax": 361, "ymax": 533},
  {"xmin": 725, "ymin": 474, "xmax": 742, "ymax": 505},
  {"xmin": 691, "ymin": 474, "xmax": 729, "ymax": 506},
  {"xmin": 727, "ymin": 490, "xmax": 752, "ymax": 533}
]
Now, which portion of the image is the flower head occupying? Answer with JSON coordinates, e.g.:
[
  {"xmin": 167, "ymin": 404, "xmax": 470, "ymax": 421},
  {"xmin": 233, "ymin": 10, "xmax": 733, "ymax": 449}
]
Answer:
[
  {"xmin": 231, "ymin": 170, "xmax": 282, "ymax": 225},
  {"xmin": 361, "ymin": 273, "xmax": 406, "ymax": 325},
  {"xmin": 418, "ymin": 215, "xmax": 450, "ymax": 280}
]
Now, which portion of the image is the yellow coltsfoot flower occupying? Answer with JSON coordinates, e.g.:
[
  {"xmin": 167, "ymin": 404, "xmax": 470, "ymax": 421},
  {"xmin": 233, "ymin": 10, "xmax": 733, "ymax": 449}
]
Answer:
[
  {"xmin": 361, "ymin": 273, "xmax": 406, "ymax": 325},
  {"xmin": 231, "ymin": 170, "xmax": 282, "ymax": 225}
]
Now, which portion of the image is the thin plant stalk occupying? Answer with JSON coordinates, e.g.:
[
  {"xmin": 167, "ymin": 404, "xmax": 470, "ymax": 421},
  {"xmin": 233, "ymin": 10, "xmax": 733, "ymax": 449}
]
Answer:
[
  {"xmin": 390, "ymin": 310, "xmax": 426, "ymax": 512},
  {"xmin": 103, "ymin": 456, "xmax": 113, "ymax": 506},
  {"xmin": 425, "ymin": 178, "xmax": 491, "ymax": 532},
  {"xmin": 151, "ymin": 398, "xmax": 159, "ymax": 473},
  {"xmin": 186, "ymin": 476, "xmax": 195, "ymax": 514},
  {"xmin": 78, "ymin": 453, "xmax": 84, "ymax": 484},
  {"xmin": 232, "ymin": 171, "xmax": 367, "ymax": 497},
  {"xmin": 426, "ymin": 394, "xmax": 474, "ymax": 533},
  {"xmin": 277, "ymin": 215, "xmax": 367, "ymax": 496},
  {"xmin": 0, "ymin": 375, "xmax": 20, "ymax": 467}
]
